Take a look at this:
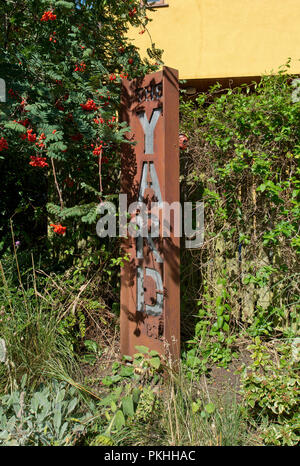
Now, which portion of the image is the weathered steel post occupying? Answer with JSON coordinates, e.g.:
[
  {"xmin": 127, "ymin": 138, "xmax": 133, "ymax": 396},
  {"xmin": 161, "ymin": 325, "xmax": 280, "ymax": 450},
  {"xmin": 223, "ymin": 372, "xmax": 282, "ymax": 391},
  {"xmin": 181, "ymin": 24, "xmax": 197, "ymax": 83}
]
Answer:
[{"xmin": 120, "ymin": 67, "xmax": 180, "ymax": 361}]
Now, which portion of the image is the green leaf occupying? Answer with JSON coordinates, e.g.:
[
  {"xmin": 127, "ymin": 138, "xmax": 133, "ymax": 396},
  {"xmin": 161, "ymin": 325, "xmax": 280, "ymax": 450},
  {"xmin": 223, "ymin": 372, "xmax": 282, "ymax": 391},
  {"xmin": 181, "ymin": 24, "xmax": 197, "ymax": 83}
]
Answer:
[
  {"xmin": 223, "ymin": 322, "xmax": 229, "ymax": 332},
  {"xmin": 67, "ymin": 398, "xmax": 78, "ymax": 415},
  {"xmin": 110, "ymin": 400, "xmax": 117, "ymax": 413},
  {"xmin": 113, "ymin": 410, "xmax": 125, "ymax": 430},
  {"xmin": 59, "ymin": 421, "xmax": 68, "ymax": 440},
  {"xmin": 149, "ymin": 350, "xmax": 160, "ymax": 357},
  {"xmin": 0, "ymin": 339, "xmax": 7, "ymax": 363},
  {"xmin": 122, "ymin": 355, "xmax": 133, "ymax": 362},
  {"xmin": 119, "ymin": 366, "xmax": 134, "ymax": 378},
  {"xmin": 84, "ymin": 339, "xmax": 98, "ymax": 353},
  {"xmin": 55, "ymin": 389, "xmax": 65, "ymax": 404},
  {"xmin": 4, "ymin": 122, "xmax": 26, "ymax": 133},
  {"xmin": 216, "ymin": 306, "xmax": 224, "ymax": 316},
  {"xmin": 205, "ymin": 402, "xmax": 216, "ymax": 414},
  {"xmin": 101, "ymin": 375, "xmax": 121, "ymax": 386},
  {"xmin": 53, "ymin": 409, "xmax": 62, "ymax": 433},
  {"xmin": 122, "ymin": 396, "xmax": 134, "ymax": 417},
  {"xmin": 217, "ymin": 316, "xmax": 224, "ymax": 329},
  {"xmin": 149, "ymin": 357, "xmax": 161, "ymax": 370},
  {"xmin": 135, "ymin": 345, "xmax": 149, "ymax": 354},
  {"xmin": 82, "ymin": 354, "xmax": 96, "ymax": 365},
  {"xmin": 132, "ymin": 388, "xmax": 141, "ymax": 405},
  {"xmin": 55, "ymin": 1, "xmax": 74, "ymax": 8},
  {"xmin": 192, "ymin": 400, "xmax": 202, "ymax": 413}
]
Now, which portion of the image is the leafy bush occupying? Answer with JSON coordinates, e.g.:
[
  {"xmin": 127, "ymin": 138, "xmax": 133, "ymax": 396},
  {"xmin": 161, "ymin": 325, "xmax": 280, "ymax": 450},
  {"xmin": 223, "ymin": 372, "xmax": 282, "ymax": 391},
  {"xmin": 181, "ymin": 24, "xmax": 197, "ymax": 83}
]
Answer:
[
  {"xmin": 180, "ymin": 63, "xmax": 300, "ymax": 372},
  {"xmin": 0, "ymin": 0, "xmax": 162, "ymax": 256},
  {"xmin": 0, "ymin": 379, "xmax": 90, "ymax": 445},
  {"xmin": 240, "ymin": 337, "xmax": 300, "ymax": 445}
]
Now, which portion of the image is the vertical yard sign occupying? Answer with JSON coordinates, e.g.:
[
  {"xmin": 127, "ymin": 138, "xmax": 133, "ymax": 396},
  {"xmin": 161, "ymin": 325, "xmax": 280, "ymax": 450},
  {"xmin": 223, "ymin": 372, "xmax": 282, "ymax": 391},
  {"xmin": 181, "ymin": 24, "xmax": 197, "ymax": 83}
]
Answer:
[{"xmin": 120, "ymin": 67, "xmax": 180, "ymax": 361}]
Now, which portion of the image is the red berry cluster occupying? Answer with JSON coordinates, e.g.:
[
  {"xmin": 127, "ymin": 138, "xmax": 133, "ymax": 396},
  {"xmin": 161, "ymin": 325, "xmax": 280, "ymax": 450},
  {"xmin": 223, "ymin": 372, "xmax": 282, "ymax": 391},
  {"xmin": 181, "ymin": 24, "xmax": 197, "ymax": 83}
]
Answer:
[
  {"xmin": 36, "ymin": 133, "xmax": 46, "ymax": 149},
  {"xmin": 93, "ymin": 117, "xmax": 105, "ymax": 125},
  {"xmin": 26, "ymin": 129, "xmax": 37, "ymax": 142},
  {"xmin": 41, "ymin": 11, "xmax": 57, "ymax": 21},
  {"xmin": 74, "ymin": 62, "xmax": 86, "ymax": 72},
  {"xmin": 80, "ymin": 99, "xmax": 98, "ymax": 111},
  {"xmin": 49, "ymin": 32, "xmax": 57, "ymax": 43},
  {"xmin": 64, "ymin": 177, "xmax": 74, "ymax": 188},
  {"xmin": 29, "ymin": 156, "xmax": 48, "ymax": 168},
  {"xmin": 16, "ymin": 119, "xmax": 29, "ymax": 127},
  {"xmin": 92, "ymin": 145, "xmax": 103, "ymax": 156},
  {"xmin": 0, "ymin": 137, "xmax": 8, "ymax": 152},
  {"xmin": 50, "ymin": 223, "xmax": 66, "ymax": 235},
  {"xmin": 8, "ymin": 88, "xmax": 17, "ymax": 98}
]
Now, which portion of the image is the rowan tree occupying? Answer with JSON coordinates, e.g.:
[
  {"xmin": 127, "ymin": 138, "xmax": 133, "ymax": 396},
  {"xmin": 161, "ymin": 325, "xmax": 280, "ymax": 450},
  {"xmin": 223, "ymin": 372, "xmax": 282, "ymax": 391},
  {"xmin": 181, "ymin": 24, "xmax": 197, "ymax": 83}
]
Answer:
[{"xmin": 0, "ymin": 0, "xmax": 161, "ymax": 252}]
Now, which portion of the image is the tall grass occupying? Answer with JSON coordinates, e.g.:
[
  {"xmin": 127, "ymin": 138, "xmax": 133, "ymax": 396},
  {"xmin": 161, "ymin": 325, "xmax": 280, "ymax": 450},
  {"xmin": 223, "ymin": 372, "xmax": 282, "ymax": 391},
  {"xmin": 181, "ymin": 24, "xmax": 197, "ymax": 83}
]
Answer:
[
  {"xmin": 114, "ymin": 360, "xmax": 252, "ymax": 447},
  {"xmin": 162, "ymin": 366, "xmax": 249, "ymax": 446},
  {"xmin": 0, "ymin": 252, "xmax": 78, "ymax": 392}
]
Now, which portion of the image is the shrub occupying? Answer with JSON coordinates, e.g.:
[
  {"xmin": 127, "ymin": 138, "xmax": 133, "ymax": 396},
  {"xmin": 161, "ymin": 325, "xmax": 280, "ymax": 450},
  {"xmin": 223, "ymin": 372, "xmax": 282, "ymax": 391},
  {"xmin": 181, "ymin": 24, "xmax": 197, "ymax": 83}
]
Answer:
[
  {"xmin": 240, "ymin": 337, "xmax": 300, "ymax": 445},
  {"xmin": 0, "ymin": 379, "xmax": 91, "ymax": 446}
]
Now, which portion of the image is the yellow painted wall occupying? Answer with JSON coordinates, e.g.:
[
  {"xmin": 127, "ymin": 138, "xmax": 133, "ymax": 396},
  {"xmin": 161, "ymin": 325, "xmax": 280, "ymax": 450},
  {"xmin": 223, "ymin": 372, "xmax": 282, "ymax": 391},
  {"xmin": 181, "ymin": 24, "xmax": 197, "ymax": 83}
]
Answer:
[{"xmin": 129, "ymin": 0, "xmax": 300, "ymax": 79}]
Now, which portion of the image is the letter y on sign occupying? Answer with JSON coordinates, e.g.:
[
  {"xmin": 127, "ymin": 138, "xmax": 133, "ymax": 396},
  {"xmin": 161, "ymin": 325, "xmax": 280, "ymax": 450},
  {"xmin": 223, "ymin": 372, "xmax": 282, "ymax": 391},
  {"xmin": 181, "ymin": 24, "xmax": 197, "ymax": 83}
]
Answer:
[{"xmin": 138, "ymin": 109, "xmax": 161, "ymax": 154}]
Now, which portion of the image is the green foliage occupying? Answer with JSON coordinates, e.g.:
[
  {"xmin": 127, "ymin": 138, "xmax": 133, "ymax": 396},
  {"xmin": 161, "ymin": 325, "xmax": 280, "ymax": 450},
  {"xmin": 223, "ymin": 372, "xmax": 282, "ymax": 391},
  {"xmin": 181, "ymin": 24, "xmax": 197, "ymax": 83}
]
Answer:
[
  {"xmin": 240, "ymin": 337, "xmax": 300, "ymax": 445},
  {"xmin": 180, "ymin": 64, "xmax": 300, "ymax": 375},
  {"xmin": 0, "ymin": 5, "xmax": 298, "ymax": 445},
  {"xmin": 81, "ymin": 339, "xmax": 102, "ymax": 366},
  {"xmin": 90, "ymin": 434, "xmax": 114, "ymax": 446},
  {"xmin": 134, "ymin": 386, "xmax": 160, "ymax": 423},
  {"xmin": 101, "ymin": 346, "xmax": 162, "ymax": 387},
  {"xmin": 0, "ymin": 379, "xmax": 90, "ymax": 445},
  {"xmin": 86, "ymin": 381, "xmax": 142, "ymax": 443},
  {"xmin": 183, "ymin": 273, "xmax": 238, "ymax": 376},
  {"xmin": 131, "ymin": 346, "xmax": 163, "ymax": 376},
  {"xmin": 83, "ymin": 346, "xmax": 164, "ymax": 443},
  {"xmin": 0, "ymin": 246, "xmax": 122, "ymax": 390},
  {"xmin": 0, "ymin": 0, "xmax": 162, "ymax": 255},
  {"xmin": 154, "ymin": 364, "xmax": 249, "ymax": 446},
  {"xmin": 0, "ymin": 259, "xmax": 78, "ymax": 391}
]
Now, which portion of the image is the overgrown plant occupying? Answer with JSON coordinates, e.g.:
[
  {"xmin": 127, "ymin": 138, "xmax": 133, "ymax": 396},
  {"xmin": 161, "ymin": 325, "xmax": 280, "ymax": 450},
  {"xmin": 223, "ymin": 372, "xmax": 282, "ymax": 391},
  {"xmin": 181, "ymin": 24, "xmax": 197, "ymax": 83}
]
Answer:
[
  {"xmin": 240, "ymin": 337, "xmax": 299, "ymax": 446},
  {"xmin": 180, "ymin": 63, "xmax": 299, "ymax": 373},
  {"xmin": 0, "ymin": 256, "xmax": 79, "ymax": 391},
  {"xmin": 0, "ymin": 378, "xmax": 92, "ymax": 445}
]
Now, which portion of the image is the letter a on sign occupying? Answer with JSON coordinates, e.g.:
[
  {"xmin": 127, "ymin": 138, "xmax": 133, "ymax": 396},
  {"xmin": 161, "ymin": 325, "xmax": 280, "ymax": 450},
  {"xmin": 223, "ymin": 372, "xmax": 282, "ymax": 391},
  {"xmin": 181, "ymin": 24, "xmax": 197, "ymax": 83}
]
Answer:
[{"xmin": 120, "ymin": 67, "xmax": 180, "ymax": 361}]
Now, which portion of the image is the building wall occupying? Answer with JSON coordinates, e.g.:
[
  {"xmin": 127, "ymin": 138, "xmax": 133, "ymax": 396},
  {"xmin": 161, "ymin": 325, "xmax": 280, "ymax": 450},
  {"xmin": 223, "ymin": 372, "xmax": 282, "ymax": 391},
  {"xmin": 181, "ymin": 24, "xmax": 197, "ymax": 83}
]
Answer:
[{"xmin": 129, "ymin": 0, "xmax": 300, "ymax": 80}]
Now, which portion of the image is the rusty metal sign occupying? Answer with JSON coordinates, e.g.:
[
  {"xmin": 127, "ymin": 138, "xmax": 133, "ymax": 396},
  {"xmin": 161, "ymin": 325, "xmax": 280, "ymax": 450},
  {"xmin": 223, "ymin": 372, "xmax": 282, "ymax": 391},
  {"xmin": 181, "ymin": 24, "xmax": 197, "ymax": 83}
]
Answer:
[{"xmin": 120, "ymin": 67, "xmax": 180, "ymax": 361}]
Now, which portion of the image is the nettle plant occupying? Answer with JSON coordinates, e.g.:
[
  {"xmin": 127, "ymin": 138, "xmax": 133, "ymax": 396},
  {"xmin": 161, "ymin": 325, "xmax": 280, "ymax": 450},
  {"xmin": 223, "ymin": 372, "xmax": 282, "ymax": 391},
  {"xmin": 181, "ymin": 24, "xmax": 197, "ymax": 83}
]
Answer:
[{"xmin": 0, "ymin": 0, "xmax": 162, "ymax": 252}]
